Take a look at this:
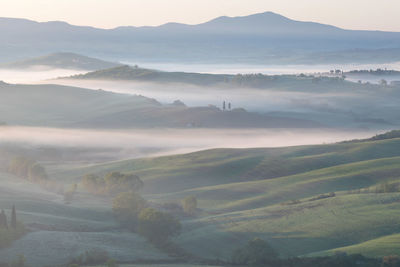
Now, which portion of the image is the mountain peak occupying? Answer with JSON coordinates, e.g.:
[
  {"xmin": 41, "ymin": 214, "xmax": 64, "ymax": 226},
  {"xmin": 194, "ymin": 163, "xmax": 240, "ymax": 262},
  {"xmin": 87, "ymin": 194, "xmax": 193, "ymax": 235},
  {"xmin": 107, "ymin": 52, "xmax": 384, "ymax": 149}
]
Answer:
[{"xmin": 205, "ymin": 11, "xmax": 291, "ymax": 24}]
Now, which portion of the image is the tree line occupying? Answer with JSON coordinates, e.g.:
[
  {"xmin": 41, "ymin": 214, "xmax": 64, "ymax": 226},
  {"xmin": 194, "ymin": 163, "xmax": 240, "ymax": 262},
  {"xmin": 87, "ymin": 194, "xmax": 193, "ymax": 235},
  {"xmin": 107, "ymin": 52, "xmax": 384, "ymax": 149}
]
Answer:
[
  {"xmin": 7, "ymin": 156, "xmax": 64, "ymax": 195},
  {"xmin": 81, "ymin": 172, "xmax": 143, "ymax": 196}
]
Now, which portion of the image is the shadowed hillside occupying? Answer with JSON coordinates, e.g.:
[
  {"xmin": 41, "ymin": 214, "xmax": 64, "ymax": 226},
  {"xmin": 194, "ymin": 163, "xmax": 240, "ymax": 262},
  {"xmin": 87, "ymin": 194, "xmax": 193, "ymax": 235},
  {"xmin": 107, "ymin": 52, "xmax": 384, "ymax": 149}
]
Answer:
[{"xmin": 0, "ymin": 82, "xmax": 319, "ymax": 128}]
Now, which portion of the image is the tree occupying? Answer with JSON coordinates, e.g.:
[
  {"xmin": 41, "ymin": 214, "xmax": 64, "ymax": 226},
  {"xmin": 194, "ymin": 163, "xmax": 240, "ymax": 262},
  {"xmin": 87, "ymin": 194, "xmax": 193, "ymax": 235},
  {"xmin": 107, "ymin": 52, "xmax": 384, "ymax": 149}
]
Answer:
[
  {"xmin": 105, "ymin": 172, "xmax": 143, "ymax": 195},
  {"xmin": 11, "ymin": 205, "xmax": 16, "ymax": 229},
  {"xmin": 380, "ymin": 79, "xmax": 388, "ymax": 87},
  {"xmin": 182, "ymin": 195, "xmax": 197, "ymax": 215},
  {"xmin": 232, "ymin": 238, "xmax": 278, "ymax": 265},
  {"xmin": 82, "ymin": 172, "xmax": 143, "ymax": 196},
  {"xmin": 112, "ymin": 192, "xmax": 146, "ymax": 230},
  {"xmin": 223, "ymin": 101, "xmax": 226, "ymax": 111},
  {"xmin": 81, "ymin": 174, "xmax": 103, "ymax": 194},
  {"xmin": 138, "ymin": 208, "xmax": 181, "ymax": 245}
]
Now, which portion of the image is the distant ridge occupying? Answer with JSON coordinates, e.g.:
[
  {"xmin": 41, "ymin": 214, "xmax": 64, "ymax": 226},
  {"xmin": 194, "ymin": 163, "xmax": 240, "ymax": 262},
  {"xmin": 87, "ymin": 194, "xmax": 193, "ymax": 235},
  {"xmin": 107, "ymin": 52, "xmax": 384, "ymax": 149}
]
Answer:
[{"xmin": 0, "ymin": 12, "xmax": 400, "ymax": 64}]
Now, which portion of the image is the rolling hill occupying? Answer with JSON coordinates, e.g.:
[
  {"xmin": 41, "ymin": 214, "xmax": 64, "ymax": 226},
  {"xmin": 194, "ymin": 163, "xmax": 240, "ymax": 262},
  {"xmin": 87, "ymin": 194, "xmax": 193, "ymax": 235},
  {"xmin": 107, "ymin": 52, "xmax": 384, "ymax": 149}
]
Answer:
[
  {"xmin": 0, "ymin": 52, "xmax": 121, "ymax": 71},
  {"xmin": 1, "ymin": 12, "xmax": 400, "ymax": 64},
  {"xmin": 50, "ymin": 133, "xmax": 400, "ymax": 259},
  {"xmin": 68, "ymin": 64, "xmax": 382, "ymax": 90},
  {"xmin": 0, "ymin": 82, "xmax": 319, "ymax": 128}
]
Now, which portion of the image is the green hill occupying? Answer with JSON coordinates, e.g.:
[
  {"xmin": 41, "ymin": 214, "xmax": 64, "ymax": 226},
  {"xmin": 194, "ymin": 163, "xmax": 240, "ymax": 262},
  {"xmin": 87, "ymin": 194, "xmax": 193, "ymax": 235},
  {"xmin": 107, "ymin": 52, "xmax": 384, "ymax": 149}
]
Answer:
[
  {"xmin": 51, "ymin": 136, "xmax": 400, "ymax": 259},
  {"xmin": 69, "ymin": 65, "xmax": 373, "ymax": 91}
]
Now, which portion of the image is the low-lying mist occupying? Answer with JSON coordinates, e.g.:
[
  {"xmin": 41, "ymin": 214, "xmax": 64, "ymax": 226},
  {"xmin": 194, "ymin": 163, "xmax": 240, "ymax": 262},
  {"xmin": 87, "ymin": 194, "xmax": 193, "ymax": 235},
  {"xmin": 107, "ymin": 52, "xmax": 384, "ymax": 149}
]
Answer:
[
  {"xmin": 0, "ymin": 126, "xmax": 380, "ymax": 162},
  {"xmin": 0, "ymin": 68, "xmax": 87, "ymax": 84},
  {"xmin": 52, "ymin": 79, "xmax": 359, "ymax": 114}
]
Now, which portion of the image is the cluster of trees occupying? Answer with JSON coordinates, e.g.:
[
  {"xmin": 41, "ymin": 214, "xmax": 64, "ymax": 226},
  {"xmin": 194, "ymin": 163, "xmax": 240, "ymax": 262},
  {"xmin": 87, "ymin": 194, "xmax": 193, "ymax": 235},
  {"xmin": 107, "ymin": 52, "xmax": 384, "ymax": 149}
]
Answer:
[
  {"xmin": 0, "ymin": 206, "xmax": 25, "ymax": 249},
  {"xmin": 137, "ymin": 208, "xmax": 181, "ymax": 245},
  {"xmin": 112, "ymin": 192, "xmax": 181, "ymax": 245},
  {"xmin": 81, "ymin": 172, "xmax": 143, "ymax": 196},
  {"xmin": 341, "ymin": 130, "xmax": 400, "ymax": 144},
  {"xmin": 348, "ymin": 68, "xmax": 399, "ymax": 75},
  {"xmin": 309, "ymin": 192, "xmax": 336, "ymax": 201},
  {"xmin": 232, "ymin": 238, "xmax": 278, "ymax": 265},
  {"xmin": 7, "ymin": 156, "xmax": 64, "ymax": 195},
  {"xmin": 8, "ymin": 156, "xmax": 48, "ymax": 183},
  {"xmin": 347, "ymin": 182, "xmax": 400, "ymax": 195}
]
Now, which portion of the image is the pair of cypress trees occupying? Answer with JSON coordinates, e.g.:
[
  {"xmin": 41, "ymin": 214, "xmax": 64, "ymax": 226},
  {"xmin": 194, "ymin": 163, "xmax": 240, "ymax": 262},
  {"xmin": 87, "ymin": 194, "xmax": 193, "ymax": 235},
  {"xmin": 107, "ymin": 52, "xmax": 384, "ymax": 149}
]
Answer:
[{"xmin": 0, "ymin": 205, "xmax": 17, "ymax": 230}]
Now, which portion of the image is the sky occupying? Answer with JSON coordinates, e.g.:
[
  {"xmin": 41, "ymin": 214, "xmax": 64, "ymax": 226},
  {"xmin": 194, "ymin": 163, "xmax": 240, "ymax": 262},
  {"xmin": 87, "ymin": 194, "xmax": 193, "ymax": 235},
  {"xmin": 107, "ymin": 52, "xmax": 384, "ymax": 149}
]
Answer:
[{"xmin": 0, "ymin": 0, "xmax": 399, "ymax": 31}]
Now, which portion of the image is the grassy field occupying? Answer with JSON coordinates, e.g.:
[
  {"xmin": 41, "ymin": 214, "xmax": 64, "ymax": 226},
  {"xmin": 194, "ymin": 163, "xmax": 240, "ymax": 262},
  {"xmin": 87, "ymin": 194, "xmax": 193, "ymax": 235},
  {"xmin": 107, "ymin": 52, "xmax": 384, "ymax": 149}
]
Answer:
[
  {"xmin": 4, "ymin": 135, "xmax": 400, "ymax": 265},
  {"xmin": 312, "ymin": 233, "xmax": 400, "ymax": 257},
  {"xmin": 0, "ymin": 171, "xmax": 169, "ymax": 267}
]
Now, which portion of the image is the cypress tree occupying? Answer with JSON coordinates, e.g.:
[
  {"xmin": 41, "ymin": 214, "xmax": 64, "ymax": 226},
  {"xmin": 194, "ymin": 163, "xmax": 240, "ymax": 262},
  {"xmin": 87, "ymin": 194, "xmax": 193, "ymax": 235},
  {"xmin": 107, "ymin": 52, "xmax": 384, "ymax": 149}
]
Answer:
[{"xmin": 11, "ymin": 205, "xmax": 16, "ymax": 229}]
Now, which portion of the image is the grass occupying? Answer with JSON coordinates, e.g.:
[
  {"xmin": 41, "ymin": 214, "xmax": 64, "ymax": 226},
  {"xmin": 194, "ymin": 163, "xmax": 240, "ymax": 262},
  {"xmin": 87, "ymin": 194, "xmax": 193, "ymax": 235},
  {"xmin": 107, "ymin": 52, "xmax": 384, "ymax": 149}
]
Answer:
[
  {"xmin": 49, "ymin": 137, "xmax": 400, "ymax": 260},
  {"xmin": 311, "ymin": 233, "xmax": 400, "ymax": 258},
  {"xmin": 6, "ymin": 136, "xmax": 400, "ymax": 264},
  {"xmin": 0, "ymin": 172, "xmax": 168, "ymax": 267}
]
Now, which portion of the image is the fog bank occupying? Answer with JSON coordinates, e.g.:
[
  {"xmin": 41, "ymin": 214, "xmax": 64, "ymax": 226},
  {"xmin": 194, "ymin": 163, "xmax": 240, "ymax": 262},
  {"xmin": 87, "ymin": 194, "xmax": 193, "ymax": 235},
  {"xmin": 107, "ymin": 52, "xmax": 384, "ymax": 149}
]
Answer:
[{"xmin": 0, "ymin": 126, "xmax": 380, "ymax": 160}]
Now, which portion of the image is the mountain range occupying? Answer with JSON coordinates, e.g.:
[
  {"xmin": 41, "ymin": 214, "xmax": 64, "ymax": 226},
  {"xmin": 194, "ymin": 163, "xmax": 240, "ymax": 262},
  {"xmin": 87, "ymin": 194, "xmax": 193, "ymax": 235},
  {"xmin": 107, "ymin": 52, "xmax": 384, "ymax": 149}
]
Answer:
[{"xmin": 1, "ymin": 12, "xmax": 400, "ymax": 64}]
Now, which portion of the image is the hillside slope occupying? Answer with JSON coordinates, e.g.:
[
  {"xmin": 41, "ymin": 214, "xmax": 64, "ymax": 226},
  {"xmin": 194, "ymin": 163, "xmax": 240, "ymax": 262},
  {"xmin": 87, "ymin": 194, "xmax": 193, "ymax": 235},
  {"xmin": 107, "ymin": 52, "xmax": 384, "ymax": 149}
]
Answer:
[
  {"xmin": 0, "ymin": 82, "xmax": 319, "ymax": 128},
  {"xmin": 55, "ymin": 136, "xmax": 400, "ymax": 259}
]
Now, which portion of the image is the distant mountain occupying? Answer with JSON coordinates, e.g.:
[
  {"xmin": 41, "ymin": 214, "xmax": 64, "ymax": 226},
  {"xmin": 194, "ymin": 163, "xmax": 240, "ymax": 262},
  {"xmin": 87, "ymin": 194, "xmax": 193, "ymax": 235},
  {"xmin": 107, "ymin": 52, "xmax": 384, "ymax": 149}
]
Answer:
[
  {"xmin": 0, "ymin": 52, "xmax": 121, "ymax": 70},
  {"xmin": 0, "ymin": 82, "xmax": 319, "ymax": 129},
  {"xmin": 1, "ymin": 12, "xmax": 400, "ymax": 64}
]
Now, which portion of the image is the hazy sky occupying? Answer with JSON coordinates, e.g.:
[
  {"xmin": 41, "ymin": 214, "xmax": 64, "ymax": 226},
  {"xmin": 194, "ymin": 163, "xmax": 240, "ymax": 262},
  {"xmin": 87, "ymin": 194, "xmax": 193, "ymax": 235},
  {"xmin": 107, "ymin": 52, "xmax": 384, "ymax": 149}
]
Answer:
[{"xmin": 1, "ymin": 0, "xmax": 399, "ymax": 31}]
